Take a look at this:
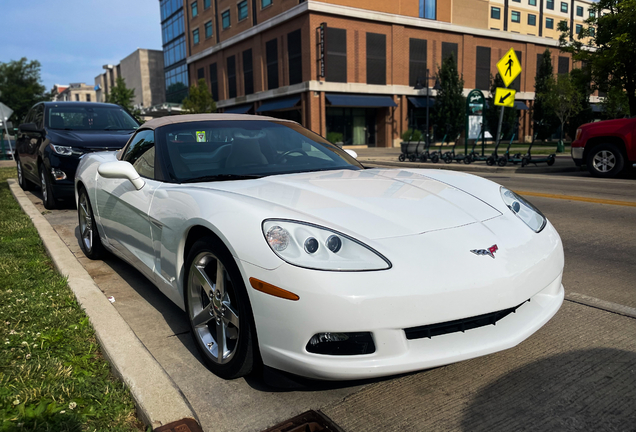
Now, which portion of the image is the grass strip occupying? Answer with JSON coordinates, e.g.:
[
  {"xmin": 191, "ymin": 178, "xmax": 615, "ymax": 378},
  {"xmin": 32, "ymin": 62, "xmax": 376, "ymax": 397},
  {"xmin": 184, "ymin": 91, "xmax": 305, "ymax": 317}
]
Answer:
[{"xmin": 0, "ymin": 167, "xmax": 144, "ymax": 432}]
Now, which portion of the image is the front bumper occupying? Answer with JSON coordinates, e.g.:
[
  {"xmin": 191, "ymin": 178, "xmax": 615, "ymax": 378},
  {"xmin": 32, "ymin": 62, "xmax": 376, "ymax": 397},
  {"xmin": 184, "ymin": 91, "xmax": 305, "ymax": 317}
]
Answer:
[
  {"xmin": 571, "ymin": 146, "xmax": 584, "ymax": 166},
  {"xmin": 241, "ymin": 214, "xmax": 565, "ymax": 380}
]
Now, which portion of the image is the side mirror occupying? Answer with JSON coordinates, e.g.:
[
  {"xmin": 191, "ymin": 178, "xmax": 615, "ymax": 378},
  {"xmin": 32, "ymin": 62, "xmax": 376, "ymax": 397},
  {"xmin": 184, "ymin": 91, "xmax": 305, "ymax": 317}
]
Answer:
[
  {"xmin": 19, "ymin": 123, "xmax": 43, "ymax": 134},
  {"xmin": 98, "ymin": 161, "xmax": 145, "ymax": 190},
  {"xmin": 344, "ymin": 149, "xmax": 358, "ymax": 159}
]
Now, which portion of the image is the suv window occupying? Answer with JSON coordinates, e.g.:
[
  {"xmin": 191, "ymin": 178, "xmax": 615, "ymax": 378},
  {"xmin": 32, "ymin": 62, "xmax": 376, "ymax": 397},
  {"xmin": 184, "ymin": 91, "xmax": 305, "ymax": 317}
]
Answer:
[
  {"xmin": 33, "ymin": 105, "xmax": 45, "ymax": 129},
  {"xmin": 123, "ymin": 130, "xmax": 155, "ymax": 179}
]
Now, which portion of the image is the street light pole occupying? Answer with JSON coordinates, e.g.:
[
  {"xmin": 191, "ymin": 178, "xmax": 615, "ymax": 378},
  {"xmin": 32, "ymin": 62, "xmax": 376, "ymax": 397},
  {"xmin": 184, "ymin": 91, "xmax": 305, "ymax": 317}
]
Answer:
[{"xmin": 425, "ymin": 69, "xmax": 430, "ymax": 148}]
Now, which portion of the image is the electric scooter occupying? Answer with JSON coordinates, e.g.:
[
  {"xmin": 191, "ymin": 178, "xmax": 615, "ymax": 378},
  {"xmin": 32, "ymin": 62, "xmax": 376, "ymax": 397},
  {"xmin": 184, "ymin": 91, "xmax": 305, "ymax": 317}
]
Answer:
[
  {"xmin": 419, "ymin": 128, "xmax": 441, "ymax": 163},
  {"xmin": 441, "ymin": 133, "xmax": 468, "ymax": 163},
  {"xmin": 520, "ymin": 130, "xmax": 556, "ymax": 167}
]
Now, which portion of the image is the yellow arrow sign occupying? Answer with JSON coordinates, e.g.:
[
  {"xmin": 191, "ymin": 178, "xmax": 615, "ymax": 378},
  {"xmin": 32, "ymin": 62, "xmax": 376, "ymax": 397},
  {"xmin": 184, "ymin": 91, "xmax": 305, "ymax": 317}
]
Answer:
[
  {"xmin": 496, "ymin": 48, "xmax": 521, "ymax": 88},
  {"xmin": 494, "ymin": 87, "xmax": 516, "ymax": 107}
]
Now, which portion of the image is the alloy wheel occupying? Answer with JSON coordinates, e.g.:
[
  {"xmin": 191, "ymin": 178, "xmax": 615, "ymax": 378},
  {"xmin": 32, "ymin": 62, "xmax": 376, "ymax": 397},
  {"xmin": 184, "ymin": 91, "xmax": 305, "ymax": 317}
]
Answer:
[
  {"xmin": 17, "ymin": 160, "xmax": 23, "ymax": 184},
  {"xmin": 187, "ymin": 252, "xmax": 240, "ymax": 365},
  {"xmin": 78, "ymin": 193, "xmax": 93, "ymax": 253},
  {"xmin": 592, "ymin": 150, "xmax": 616, "ymax": 173},
  {"xmin": 40, "ymin": 171, "xmax": 48, "ymax": 202}
]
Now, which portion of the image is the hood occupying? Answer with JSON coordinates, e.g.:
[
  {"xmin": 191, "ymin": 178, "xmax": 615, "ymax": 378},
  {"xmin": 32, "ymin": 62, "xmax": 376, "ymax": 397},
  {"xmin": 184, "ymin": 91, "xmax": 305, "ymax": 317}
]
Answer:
[
  {"xmin": 581, "ymin": 117, "xmax": 635, "ymax": 133},
  {"xmin": 199, "ymin": 169, "xmax": 502, "ymax": 240},
  {"xmin": 47, "ymin": 129, "xmax": 134, "ymax": 149}
]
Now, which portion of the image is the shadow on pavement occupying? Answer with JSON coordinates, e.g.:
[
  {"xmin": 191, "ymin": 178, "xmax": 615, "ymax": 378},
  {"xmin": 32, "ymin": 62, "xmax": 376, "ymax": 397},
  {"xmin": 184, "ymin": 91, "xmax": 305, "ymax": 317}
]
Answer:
[{"xmin": 461, "ymin": 348, "xmax": 636, "ymax": 431}]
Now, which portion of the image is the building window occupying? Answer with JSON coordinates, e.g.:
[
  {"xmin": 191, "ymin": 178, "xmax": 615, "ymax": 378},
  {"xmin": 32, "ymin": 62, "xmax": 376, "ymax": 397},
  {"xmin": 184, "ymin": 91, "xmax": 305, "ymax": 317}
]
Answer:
[
  {"xmin": 589, "ymin": 27, "xmax": 595, "ymax": 37},
  {"xmin": 243, "ymin": 49, "xmax": 253, "ymax": 95},
  {"xmin": 409, "ymin": 38, "xmax": 427, "ymax": 87},
  {"xmin": 86, "ymin": 94, "xmax": 91, "ymax": 102},
  {"xmin": 192, "ymin": 28, "xmax": 199, "ymax": 45},
  {"xmin": 326, "ymin": 28, "xmax": 347, "ymax": 83},
  {"xmin": 191, "ymin": 1, "xmax": 198, "ymax": 17},
  {"xmin": 265, "ymin": 38, "xmax": 279, "ymax": 90},
  {"xmin": 204, "ymin": 0, "xmax": 211, "ymax": 9},
  {"xmin": 511, "ymin": 11, "xmax": 520, "ymax": 23},
  {"xmin": 237, "ymin": 0, "xmax": 248, "ymax": 21},
  {"xmin": 511, "ymin": 50, "xmax": 522, "ymax": 91},
  {"xmin": 561, "ymin": 2, "xmax": 567, "ymax": 13},
  {"xmin": 419, "ymin": 0, "xmax": 436, "ymax": 20},
  {"xmin": 576, "ymin": 6, "xmax": 583, "ymax": 16},
  {"xmin": 209, "ymin": 63, "xmax": 218, "ymax": 101},
  {"xmin": 366, "ymin": 33, "xmax": 386, "ymax": 85},
  {"xmin": 227, "ymin": 56, "xmax": 236, "ymax": 98},
  {"xmin": 442, "ymin": 42, "xmax": 458, "ymax": 65},
  {"xmin": 546, "ymin": 0, "xmax": 554, "ymax": 10},
  {"xmin": 222, "ymin": 10, "xmax": 230, "ymax": 29},
  {"xmin": 261, "ymin": 0, "xmax": 272, "ymax": 7},
  {"xmin": 576, "ymin": 24, "xmax": 582, "ymax": 34},
  {"xmin": 75, "ymin": 94, "xmax": 80, "ymax": 101},
  {"xmin": 589, "ymin": 9, "xmax": 595, "ymax": 18},
  {"xmin": 512, "ymin": 0, "xmax": 520, "ymax": 2},
  {"xmin": 546, "ymin": 17, "xmax": 554, "ymax": 29},
  {"xmin": 165, "ymin": 64, "xmax": 189, "ymax": 103},
  {"xmin": 205, "ymin": 20, "xmax": 213, "ymax": 38},
  {"xmin": 197, "ymin": 67, "xmax": 204, "ymax": 80},
  {"xmin": 558, "ymin": 56, "xmax": 569, "ymax": 74},
  {"xmin": 287, "ymin": 29, "xmax": 302, "ymax": 85},
  {"xmin": 491, "ymin": 7, "xmax": 500, "ymax": 19},
  {"xmin": 475, "ymin": 46, "xmax": 491, "ymax": 90},
  {"xmin": 528, "ymin": 14, "xmax": 536, "ymax": 25},
  {"xmin": 161, "ymin": 10, "xmax": 185, "ymax": 45},
  {"xmin": 163, "ymin": 35, "xmax": 186, "ymax": 68},
  {"xmin": 529, "ymin": 0, "xmax": 536, "ymax": 5},
  {"xmin": 160, "ymin": 0, "xmax": 182, "ymax": 21}
]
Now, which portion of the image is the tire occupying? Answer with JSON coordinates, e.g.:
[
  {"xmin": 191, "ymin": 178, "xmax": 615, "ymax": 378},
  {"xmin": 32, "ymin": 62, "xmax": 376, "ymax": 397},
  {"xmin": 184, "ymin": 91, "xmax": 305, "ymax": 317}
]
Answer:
[
  {"xmin": 497, "ymin": 157, "xmax": 508, "ymax": 167},
  {"xmin": 39, "ymin": 163, "xmax": 57, "ymax": 209},
  {"xmin": 547, "ymin": 154, "xmax": 556, "ymax": 166},
  {"xmin": 486, "ymin": 156, "xmax": 496, "ymax": 166},
  {"xmin": 431, "ymin": 154, "xmax": 440, "ymax": 163},
  {"xmin": 419, "ymin": 154, "xmax": 427, "ymax": 162},
  {"xmin": 398, "ymin": 154, "xmax": 406, "ymax": 162},
  {"xmin": 16, "ymin": 158, "xmax": 34, "ymax": 191},
  {"xmin": 409, "ymin": 154, "xmax": 417, "ymax": 162},
  {"xmin": 444, "ymin": 154, "xmax": 452, "ymax": 164},
  {"xmin": 185, "ymin": 236, "xmax": 257, "ymax": 379},
  {"xmin": 521, "ymin": 157, "xmax": 529, "ymax": 167},
  {"xmin": 77, "ymin": 187, "xmax": 106, "ymax": 260},
  {"xmin": 463, "ymin": 156, "xmax": 471, "ymax": 164},
  {"xmin": 587, "ymin": 144, "xmax": 624, "ymax": 178}
]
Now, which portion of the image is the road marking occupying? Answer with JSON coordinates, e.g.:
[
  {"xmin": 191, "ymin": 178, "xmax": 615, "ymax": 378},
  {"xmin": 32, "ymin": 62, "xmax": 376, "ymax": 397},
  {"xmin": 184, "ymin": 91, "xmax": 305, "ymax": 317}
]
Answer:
[
  {"xmin": 566, "ymin": 292, "xmax": 636, "ymax": 319},
  {"xmin": 515, "ymin": 190, "xmax": 636, "ymax": 207}
]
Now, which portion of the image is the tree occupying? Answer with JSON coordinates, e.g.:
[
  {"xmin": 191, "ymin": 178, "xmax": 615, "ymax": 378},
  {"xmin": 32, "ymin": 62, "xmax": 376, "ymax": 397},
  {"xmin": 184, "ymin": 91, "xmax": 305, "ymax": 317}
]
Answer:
[
  {"xmin": 0, "ymin": 58, "xmax": 48, "ymax": 123},
  {"xmin": 601, "ymin": 86, "xmax": 630, "ymax": 119},
  {"xmin": 559, "ymin": 0, "xmax": 636, "ymax": 115},
  {"xmin": 533, "ymin": 49, "xmax": 559, "ymax": 139},
  {"xmin": 105, "ymin": 77, "xmax": 135, "ymax": 111},
  {"xmin": 567, "ymin": 66, "xmax": 594, "ymax": 138},
  {"xmin": 181, "ymin": 79, "xmax": 216, "ymax": 114},
  {"xmin": 485, "ymin": 73, "xmax": 519, "ymax": 140},
  {"xmin": 433, "ymin": 53, "xmax": 465, "ymax": 140},
  {"xmin": 545, "ymin": 74, "xmax": 583, "ymax": 146}
]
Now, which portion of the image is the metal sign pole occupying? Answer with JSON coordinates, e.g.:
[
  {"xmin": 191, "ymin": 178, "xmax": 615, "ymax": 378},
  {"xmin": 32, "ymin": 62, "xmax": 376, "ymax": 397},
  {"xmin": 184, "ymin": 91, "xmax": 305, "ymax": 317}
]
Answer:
[{"xmin": 495, "ymin": 106, "xmax": 505, "ymax": 149}]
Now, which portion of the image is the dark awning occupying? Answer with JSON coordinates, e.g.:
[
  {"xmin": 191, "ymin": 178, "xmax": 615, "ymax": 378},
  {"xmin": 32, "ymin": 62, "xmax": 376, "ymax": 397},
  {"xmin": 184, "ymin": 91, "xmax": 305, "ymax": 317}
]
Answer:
[
  {"xmin": 224, "ymin": 104, "xmax": 252, "ymax": 114},
  {"xmin": 256, "ymin": 95, "xmax": 301, "ymax": 112},
  {"xmin": 514, "ymin": 101, "xmax": 528, "ymax": 110},
  {"xmin": 407, "ymin": 97, "xmax": 435, "ymax": 108},
  {"xmin": 326, "ymin": 93, "xmax": 397, "ymax": 108}
]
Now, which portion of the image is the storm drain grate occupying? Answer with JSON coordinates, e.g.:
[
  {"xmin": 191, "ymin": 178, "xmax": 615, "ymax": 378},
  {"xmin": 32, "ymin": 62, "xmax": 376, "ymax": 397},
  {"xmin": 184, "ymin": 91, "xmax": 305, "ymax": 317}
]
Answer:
[
  {"xmin": 153, "ymin": 418, "xmax": 204, "ymax": 432},
  {"xmin": 261, "ymin": 410, "xmax": 344, "ymax": 432},
  {"xmin": 404, "ymin": 299, "xmax": 530, "ymax": 340}
]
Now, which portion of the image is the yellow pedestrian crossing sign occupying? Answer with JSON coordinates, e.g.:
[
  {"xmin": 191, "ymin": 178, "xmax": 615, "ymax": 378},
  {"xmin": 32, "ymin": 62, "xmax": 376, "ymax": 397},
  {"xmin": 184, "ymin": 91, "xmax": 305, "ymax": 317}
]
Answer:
[
  {"xmin": 496, "ymin": 48, "xmax": 521, "ymax": 88},
  {"xmin": 494, "ymin": 87, "xmax": 516, "ymax": 107}
]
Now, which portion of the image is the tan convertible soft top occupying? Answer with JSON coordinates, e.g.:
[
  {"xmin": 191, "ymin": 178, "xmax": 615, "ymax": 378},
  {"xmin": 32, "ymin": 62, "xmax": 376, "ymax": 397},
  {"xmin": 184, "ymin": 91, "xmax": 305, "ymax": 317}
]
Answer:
[{"xmin": 141, "ymin": 113, "xmax": 291, "ymax": 130}]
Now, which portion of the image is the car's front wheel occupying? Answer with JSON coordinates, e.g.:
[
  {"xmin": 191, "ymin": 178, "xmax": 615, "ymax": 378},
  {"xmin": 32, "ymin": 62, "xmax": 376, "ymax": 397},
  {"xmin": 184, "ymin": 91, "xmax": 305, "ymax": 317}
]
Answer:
[
  {"xmin": 17, "ymin": 158, "xmax": 34, "ymax": 191},
  {"xmin": 587, "ymin": 144, "xmax": 625, "ymax": 178},
  {"xmin": 185, "ymin": 236, "xmax": 258, "ymax": 379},
  {"xmin": 77, "ymin": 187, "xmax": 105, "ymax": 259},
  {"xmin": 39, "ymin": 163, "xmax": 57, "ymax": 209}
]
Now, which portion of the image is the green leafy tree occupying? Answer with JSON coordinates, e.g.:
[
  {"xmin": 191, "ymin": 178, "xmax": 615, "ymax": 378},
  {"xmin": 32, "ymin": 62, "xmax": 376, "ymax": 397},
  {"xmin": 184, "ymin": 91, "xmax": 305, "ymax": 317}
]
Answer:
[
  {"xmin": 533, "ymin": 49, "xmax": 559, "ymax": 139},
  {"xmin": 601, "ymin": 86, "xmax": 630, "ymax": 119},
  {"xmin": 485, "ymin": 73, "xmax": 519, "ymax": 140},
  {"xmin": 0, "ymin": 58, "xmax": 49, "ymax": 123},
  {"xmin": 433, "ymin": 53, "xmax": 465, "ymax": 139},
  {"xmin": 182, "ymin": 78, "xmax": 216, "ymax": 114},
  {"xmin": 567, "ymin": 66, "xmax": 594, "ymax": 138},
  {"xmin": 545, "ymin": 74, "xmax": 583, "ymax": 145},
  {"xmin": 105, "ymin": 77, "xmax": 135, "ymax": 111},
  {"xmin": 559, "ymin": 0, "xmax": 636, "ymax": 115}
]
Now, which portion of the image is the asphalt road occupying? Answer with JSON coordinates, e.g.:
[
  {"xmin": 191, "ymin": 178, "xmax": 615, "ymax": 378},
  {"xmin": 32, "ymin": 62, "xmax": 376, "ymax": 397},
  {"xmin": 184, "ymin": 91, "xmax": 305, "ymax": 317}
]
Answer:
[{"xmin": 20, "ymin": 163, "xmax": 636, "ymax": 432}]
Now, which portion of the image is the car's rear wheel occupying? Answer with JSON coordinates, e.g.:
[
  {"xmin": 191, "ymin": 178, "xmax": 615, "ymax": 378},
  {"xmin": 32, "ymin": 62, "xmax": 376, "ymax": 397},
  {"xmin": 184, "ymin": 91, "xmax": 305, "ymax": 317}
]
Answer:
[
  {"xmin": 39, "ymin": 163, "xmax": 57, "ymax": 209},
  {"xmin": 185, "ymin": 237, "xmax": 257, "ymax": 379},
  {"xmin": 587, "ymin": 144, "xmax": 625, "ymax": 178},
  {"xmin": 17, "ymin": 158, "xmax": 34, "ymax": 191},
  {"xmin": 78, "ymin": 188, "xmax": 105, "ymax": 259}
]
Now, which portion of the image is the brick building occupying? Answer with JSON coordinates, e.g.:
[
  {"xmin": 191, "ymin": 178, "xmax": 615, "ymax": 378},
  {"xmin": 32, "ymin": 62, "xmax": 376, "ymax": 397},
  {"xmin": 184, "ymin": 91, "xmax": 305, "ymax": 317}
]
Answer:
[{"xmin": 183, "ymin": 0, "xmax": 596, "ymax": 146}]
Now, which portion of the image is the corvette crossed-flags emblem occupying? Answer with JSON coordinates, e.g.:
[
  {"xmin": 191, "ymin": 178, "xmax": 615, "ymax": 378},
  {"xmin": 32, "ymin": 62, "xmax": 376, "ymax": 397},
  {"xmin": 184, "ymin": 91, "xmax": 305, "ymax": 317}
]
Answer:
[{"xmin": 470, "ymin": 244, "xmax": 499, "ymax": 259}]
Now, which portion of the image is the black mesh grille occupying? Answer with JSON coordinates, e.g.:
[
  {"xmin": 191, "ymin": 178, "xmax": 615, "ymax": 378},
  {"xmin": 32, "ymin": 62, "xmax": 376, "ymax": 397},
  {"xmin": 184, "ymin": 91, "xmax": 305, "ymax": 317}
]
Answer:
[
  {"xmin": 511, "ymin": 50, "xmax": 522, "ymax": 91},
  {"xmin": 366, "ymin": 33, "xmax": 386, "ymax": 85},
  {"xmin": 326, "ymin": 28, "xmax": 347, "ymax": 83},
  {"xmin": 266, "ymin": 38, "xmax": 278, "ymax": 90},
  {"xmin": 287, "ymin": 29, "xmax": 302, "ymax": 85},
  {"xmin": 404, "ymin": 300, "xmax": 529, "ymax": 340},
  {"xmin": 243, "ymin": 49, "xmax": 253, "ymax": 95},
  {"xmin": 409, "ymin": 38, "xmax": 427, "ymax": 87},
  {"xmin": 558, "ymin": 56, "xmax": 569, "ymax": 74},
  {"xmin": 227, "ymin": 55, "xmax": 236, "ymax": 99},
  {"xmin": 209, "ymin": 63, "xmax": 218, "ymax": 101},
  {"xmin": 442, "ymin": 42, "xmax": 458, "ymax": 65},
  {"xmin": 475, "ymin": 46, "xmax": 491, "ymax": 90}
]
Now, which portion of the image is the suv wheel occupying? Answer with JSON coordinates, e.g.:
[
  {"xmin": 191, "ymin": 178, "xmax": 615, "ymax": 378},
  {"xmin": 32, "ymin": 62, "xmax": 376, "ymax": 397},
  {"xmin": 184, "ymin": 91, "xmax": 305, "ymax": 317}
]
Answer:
[
  {"xmin": 587, "ymin": 144, "xmax": 625, "ymax": 178},
  {"xmin": 40, "ymin": 163, "xmax": 57, "ymax": 209},
  {"xmin": 17, "ymin": 158, "xmax": 34, "ymax": 191}
]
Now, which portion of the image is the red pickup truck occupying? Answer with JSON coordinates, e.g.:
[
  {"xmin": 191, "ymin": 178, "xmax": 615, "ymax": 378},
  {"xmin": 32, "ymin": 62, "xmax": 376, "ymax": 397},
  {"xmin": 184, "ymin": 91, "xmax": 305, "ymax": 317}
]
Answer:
[{"xmin": 572, "ymin": 118, "xmax": 636, "ymax": 178}]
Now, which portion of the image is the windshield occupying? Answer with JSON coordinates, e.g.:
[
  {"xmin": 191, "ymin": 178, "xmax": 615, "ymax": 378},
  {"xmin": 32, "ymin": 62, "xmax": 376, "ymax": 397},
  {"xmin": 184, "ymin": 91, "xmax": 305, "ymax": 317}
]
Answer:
[
  {"xmin": 47, "ymin": 106, "xmax": 139, "ymax": 131},
  {"xmin": 157, "ymin": 120, "xmax": 363, "ymax": 182}
]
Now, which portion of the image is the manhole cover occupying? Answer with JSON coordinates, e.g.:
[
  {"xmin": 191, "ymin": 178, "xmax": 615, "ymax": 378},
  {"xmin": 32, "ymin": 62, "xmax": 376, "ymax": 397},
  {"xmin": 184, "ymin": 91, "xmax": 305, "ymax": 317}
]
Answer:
[{"xmin": 261, "ymin": 410, "xmax": 343, "ymax": 432}]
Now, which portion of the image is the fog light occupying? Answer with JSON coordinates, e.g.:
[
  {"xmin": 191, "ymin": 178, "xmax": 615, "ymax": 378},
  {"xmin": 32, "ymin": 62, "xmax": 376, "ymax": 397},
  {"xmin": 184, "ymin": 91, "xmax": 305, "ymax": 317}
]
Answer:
[
  {"xmin": 306, "ymin": 332, "xmax": 375, "ymax": 355},
  {"xmin": 51, "ymin": 168, "xmax": 67, "ymax": 181},
  {"xmin": 304, "ymin": 237, "xmax": 319, "ymax": 254},
  {"xmin": 326, "ymin": 235, "xmax": 342, "ymax": 253}
]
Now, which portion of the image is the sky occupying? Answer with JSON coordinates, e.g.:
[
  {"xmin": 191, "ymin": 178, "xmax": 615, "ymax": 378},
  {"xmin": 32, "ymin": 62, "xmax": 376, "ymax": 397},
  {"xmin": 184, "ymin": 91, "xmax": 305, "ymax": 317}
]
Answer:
[{"xmin": 0, "ymin": 0, "xmax": 163, "ymax": 91}]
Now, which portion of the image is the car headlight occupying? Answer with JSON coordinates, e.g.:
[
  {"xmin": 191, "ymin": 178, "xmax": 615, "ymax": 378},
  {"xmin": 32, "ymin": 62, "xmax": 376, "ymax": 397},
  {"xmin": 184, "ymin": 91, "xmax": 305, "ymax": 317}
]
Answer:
[
  {"xmin": 575, "ymin": 128, "xmax": 582, "ymax": 141},
  {"xmin": 262, "ymin": 219, "xmax": 391, "ymax": 271},
  {"xmin": 500, "ymin": 187, "xmax": 546, "ymax": 233},
  {"xmin": 50, "ymin": 144, "xmax": 83, "ymax": 156}
]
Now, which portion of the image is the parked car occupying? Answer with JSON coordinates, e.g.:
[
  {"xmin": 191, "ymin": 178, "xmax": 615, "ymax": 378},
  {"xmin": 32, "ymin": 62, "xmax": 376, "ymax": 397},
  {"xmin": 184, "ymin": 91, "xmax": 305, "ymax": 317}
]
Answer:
[
  {"xmin": 15, "ymin": 102, "xmax": 139, "ymax": 208},
  {"xmin": 75, "ymin": 114, "xmax": 564, "ymax": 381},
  {"xmin": 572, "ymin": 117, "xmax": 636, "ymax": 178}
]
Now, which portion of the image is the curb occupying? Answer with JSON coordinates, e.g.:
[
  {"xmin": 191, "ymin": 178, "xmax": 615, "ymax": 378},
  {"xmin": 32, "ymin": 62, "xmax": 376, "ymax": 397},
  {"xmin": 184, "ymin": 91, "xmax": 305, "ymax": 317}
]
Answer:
[
  {"xmin": 359, "ymin": 159, "xmax": 579, "ymax": 174},
  {"xmin": 8, "ymin": 179, "xmax": 199, "ymax": 430}
]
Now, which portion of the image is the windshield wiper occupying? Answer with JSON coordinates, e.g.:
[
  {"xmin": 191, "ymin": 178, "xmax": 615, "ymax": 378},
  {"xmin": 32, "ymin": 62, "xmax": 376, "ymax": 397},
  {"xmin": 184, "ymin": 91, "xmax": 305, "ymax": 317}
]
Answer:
[{"xmin": 181, "ymin": 174, "xmax": 264, "ymax": 183}]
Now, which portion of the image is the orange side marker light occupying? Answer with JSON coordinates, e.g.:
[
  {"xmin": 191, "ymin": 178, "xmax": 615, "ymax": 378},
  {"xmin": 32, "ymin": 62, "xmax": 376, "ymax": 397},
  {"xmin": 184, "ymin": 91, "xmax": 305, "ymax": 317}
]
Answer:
[{"xmin": 249, "ymin": 278, "xmax": 300, "ymax": 301}]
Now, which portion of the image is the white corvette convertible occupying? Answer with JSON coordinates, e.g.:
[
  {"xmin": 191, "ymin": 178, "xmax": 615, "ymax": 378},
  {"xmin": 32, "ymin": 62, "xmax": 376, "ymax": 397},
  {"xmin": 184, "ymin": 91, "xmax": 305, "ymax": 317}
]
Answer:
[{"xmin": 75, "ymin": 114, "xmax": 564, "ymax": 380}]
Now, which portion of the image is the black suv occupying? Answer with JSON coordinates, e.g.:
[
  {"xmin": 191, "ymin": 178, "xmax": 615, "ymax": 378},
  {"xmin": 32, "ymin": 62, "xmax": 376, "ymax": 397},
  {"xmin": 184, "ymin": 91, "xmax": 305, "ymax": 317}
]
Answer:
[{"xmin": 15, "ymin": 102, "xmax": 139, "ymax": 208}]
